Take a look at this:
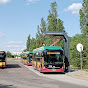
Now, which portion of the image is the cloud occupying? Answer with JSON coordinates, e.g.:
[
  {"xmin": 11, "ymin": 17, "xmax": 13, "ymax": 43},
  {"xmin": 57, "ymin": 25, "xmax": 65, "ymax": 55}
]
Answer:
[
  {"xmin": 0, "ymin": 32, "xmax": 6, "ymax": 37},
  {"xmin": 26, "ymin": 0, "xmax": 39, "ymax": 5},
  {"xmin": 0, "ymin": 0, "xmax": 11, "ymax": 4},
  {"xmin": 11, "ymin": 48, "xmax": 26, "ymax": 52},
  {"xmin": 5, "ymin": 41, "xmax": 26, "ymax": 52},
  {"xmin": 7, "ymin": 45, "xmax": 20, "ymax": 48},
  {"xmin": 0, "ymin": 40, "xmax": 26, "ymax": 52},
  {"xmin": 64, "ymin": 3, "xmax": 82, "ymax": 15},
  {"xmin": 7, "ymin": 45, "xmax": 26, "ymax": 48},
  {"xmin": 6, "ymin": 41, "xmax": 24, "ymax": 48},
  {"xmin": 6, "ymin": 45, "xmax": 26, "ymax": 52},
  {"xmin": 27, "ymin": 0, "xmax": 39, "ymax": 2},
  {"xmin": 7, "ymin": 41, "xmax": 23, "ymax": 44}
]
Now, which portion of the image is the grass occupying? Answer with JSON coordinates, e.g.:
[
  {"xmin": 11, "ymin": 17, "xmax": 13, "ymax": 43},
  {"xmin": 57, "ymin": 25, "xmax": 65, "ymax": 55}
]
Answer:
[
  {"xmin": 74, "ymin": 74, "xmax": 88, "ymax": 79},
  {"xmin": 7, "ymin": 58, "xmax": 14, "ymax": 59},
  {"xmin": 7, "ymin": 58, "xmax": 15, "ymax": 60},
  {"xmin": 70, "ymin": 65, "xmax": 88, "ymax": 72},
  {"xmin": 83, "ymin": 69, "xmax": 88, "ymax": 72}
]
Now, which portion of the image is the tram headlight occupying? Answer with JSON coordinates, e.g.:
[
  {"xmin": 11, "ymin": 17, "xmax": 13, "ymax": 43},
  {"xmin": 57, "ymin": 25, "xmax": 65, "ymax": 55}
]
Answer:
[
  {"xmin": 43, "ymin": 66, "xmax": 46, "ymax": 70},
  {"xmin": 62, "ymin": 66, "xmax": 64, "ymax": 70}
]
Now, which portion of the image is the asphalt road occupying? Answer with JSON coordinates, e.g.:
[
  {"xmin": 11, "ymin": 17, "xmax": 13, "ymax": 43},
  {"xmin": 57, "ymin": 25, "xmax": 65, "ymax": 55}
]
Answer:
[{"xmin": 0, "ymin": 59, "xmax": 87, "ymax": 88}]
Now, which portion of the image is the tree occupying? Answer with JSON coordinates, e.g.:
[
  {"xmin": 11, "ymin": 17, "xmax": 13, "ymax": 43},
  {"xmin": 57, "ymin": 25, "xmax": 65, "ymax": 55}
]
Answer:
[
  {"xmin": 47, "ymin": 1, "xmax": 57, "ymax": 31},
  {"xmin": 47, "ymin": 1, "xmax": 65, "ymax": 32},
  {"xmin": 79, "ymin": 0, "xmax": 88, "ymax": 68},
  {"xmin": 26, "ymin": 34, "xmax": 31, "ymax": 51},
  {"xmin": 30, "ymin": 37, "xmax": 36, "ymax": 51},
  {"xmin": 7, "ymin": 51, "xmax": 14, "ymax": 58},
  {"xmin": 56, "ymin": 19, "xmax": 65, "ymax": 32},
  {"xmin": 47, "ymin": 1, "xmax": 66, "ymax": 47},
  {"xmin": 40, "ymin": 18, "xmax": 46, "ymax": 44},
  {"xmin": 25, "ymin": 1, "xmax": 66, "ymax": 51},
  {"xmin": 36, "ymin": 25, "xmax": 41, "ymax": 48},
  {"xmin": 70, "ymin": 34, "xmax": 88, "ymax": 68},
  {"xmin": 40, "ymin": 18, "xmax": 46, "ymax": 33},
  {"xmin": 80, "ymin": 0, "xmax": 88, "ymax": 35}
]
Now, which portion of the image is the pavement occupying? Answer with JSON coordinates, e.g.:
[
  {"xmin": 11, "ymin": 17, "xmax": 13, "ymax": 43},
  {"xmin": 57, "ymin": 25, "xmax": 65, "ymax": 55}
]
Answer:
[
  {"xmin": 1, "ymin": 59, "xmax": 88, "ymax": 88},
  {"xmin": 24, "ymin": 65, "xmax": 88, "ymax": 87},
  {"xmin": 67, "ymin": 69, "xmax": 88, "ymax": 80}
]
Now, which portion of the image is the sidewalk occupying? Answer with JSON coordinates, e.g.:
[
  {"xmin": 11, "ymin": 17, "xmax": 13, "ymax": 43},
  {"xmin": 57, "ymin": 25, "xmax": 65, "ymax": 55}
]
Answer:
[
  {"xmin": 66, "ymin": 69, "xmax": 88, "ymax": 80},
  {"xmin": 24, "ymin": 65, "xmax": 88, "ymax": 87},
  {"xmin": 43, "ymin": 70, "xmax": 88, "ymax": 87}
]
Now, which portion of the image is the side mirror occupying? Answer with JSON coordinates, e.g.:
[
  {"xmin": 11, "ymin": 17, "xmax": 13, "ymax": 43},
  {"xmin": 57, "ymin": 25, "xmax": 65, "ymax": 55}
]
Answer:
[
  {"xmin": 36, "ymin": 52, "xmax": 39, "ymax": 56},
  {"xmin": 41, "ymin": 52, "xmax": 44, "ymax": 57}
]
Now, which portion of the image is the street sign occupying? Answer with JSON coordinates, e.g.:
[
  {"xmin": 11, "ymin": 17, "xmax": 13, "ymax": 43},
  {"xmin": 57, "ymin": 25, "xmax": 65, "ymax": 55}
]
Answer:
[
  {"xmin": 76, "ymin": 43, "xmax": 83, "ymax": 52},
  {"xmin": 76, "ymin": 43, "xmax": 83, "ymax": 74}
]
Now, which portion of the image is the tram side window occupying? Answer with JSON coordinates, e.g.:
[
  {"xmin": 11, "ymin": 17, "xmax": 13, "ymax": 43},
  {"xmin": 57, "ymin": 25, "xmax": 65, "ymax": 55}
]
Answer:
[
  {"xmin": 33, "ymin": 53, "xmax": 36, "ymax": 58},
  {"xmin": 37, "ymin": 58, "xmax": 40, "ymax": 62},
  {"xmin": 44, "ymin": 55, "xmax": 49, "ymax": 63}
]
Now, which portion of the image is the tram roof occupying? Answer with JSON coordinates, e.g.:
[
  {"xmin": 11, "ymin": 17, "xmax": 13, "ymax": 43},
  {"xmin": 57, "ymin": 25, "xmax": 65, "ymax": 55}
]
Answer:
[
  {"xmin": 0, "ymin": 51, "xmax": 6, "ymax": 53},
  {"xmin": 29, "ymin": 51, "xmax": 33, "ymax": 54},
  {"xmin": 22, "ymin": 51, "xmax": 33, "ymax": 54},
  {"xmin": 33, "ymin": 46, "xmax": 62, "ymax": 53}
]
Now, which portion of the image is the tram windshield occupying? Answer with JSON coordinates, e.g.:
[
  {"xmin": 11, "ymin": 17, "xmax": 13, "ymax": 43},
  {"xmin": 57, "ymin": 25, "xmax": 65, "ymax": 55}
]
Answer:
[{"xmin": 44, "ymin": 50, "xmax": 63, "ymax": 64}]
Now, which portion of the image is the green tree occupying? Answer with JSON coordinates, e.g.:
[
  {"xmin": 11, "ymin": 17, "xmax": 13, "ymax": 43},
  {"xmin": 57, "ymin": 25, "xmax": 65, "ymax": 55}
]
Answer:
[
  {"xmin": 80, "ymin": 0, "xmax": 88, "ymax": 35},
  {"xmin": 70, "ymin": 34, "xmax": 88, "ymax": 68},
  {"xmin": 7, "ymin": 51, "xmax": 14, "ymax": 58},
  {"xmin": 36, "ymin": 25, "xmax": 41, "ymax": 48},
  {"xmin": 23, "ymin": 49, "xmax": 27, "ymax": 52},
  {"xmin": 26, "ymin": 34, "xmax": 31, "ymax": 51},
  {"xmin": 25, "ymin": 1, "xmax": 66, "ymax": 51},
  {"xmin": 47, "ymin": 1, "xmax": 65, "ymax": 32},
  {"xmin": 40, "ymin": 18, "xmax": 46, "ymax": 44},
  {"xmin": 30, "ymin": 37, "xmax": 36, "ymax": 51},
  {"xmin": 47, "ymin": 1, "xmax": 57, "ymax": 31},
  {"xmin": 56, "ymin": 19, "xmax": 65, "ymax": 32},
  {"xmin": 40, "ymin": 18, "xmax": 46, "ymax": 33},
  {"xmin": 47, "ymin": 1, "xmax": 66, "ymax": 47},
  {"xmin": 78, "ymin": 0, "xmax": 88, "ymax": 68}
]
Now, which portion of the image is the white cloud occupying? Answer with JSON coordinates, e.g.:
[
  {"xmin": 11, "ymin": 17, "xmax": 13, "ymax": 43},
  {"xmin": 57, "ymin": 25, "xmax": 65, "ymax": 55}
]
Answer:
[
  {"xmin": 8, "ymin": 41, "xmax": 23, "ymax": 44},
  {"xmin": 7, "ymin": 45, "xmax": 26, "ymax": 48},
  {"xmin": 6, "ymin": 41, "xmax": 24, "ymax": 48},
  {"xmin": 64, "ymin": 3, "xmax": 82, "ymax": 15},
  {"xmin": 26, "ymin": 3, "xmax": 30, "ymax": 5},
  {"xmin": 27, "ymin": 0, "xmax": 39, "ymax": 2},
  {"xmin": 11, "ymin": 48, "xmax": 26, "ymax": 52},
  {"xmin": 26, "ymin": 0, "xmax": 39, "ymax": 5},
  {"xmin": 0, "ymin": 0, "xmax": 11, "ymax": 4},
  {"xmin": 5, "ymin": 41, "xmax": 26, "ymax": 52},
  {"xmin": 7, "ymin": 45, "xmax": 21, "ymax": 48},
  {"xmin": 0, "ymin": 32, "xmax": 6, "ymax": 37}
]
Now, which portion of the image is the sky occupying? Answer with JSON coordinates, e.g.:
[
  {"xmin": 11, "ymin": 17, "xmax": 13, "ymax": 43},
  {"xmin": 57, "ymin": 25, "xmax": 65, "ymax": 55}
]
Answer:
[{"xmin": 0, "ymin": 0, "xmax": 83, "ymax": 53}]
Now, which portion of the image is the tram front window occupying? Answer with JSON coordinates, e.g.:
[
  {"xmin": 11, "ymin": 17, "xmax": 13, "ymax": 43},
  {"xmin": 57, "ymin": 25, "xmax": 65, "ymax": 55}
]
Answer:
[
  {"xmin": 0, "ymin": 53, "xmax": 5, "ymax": 58},
  {"xmin": 44, "ymin": 50, "xmax": 63, "ymax": 65}
]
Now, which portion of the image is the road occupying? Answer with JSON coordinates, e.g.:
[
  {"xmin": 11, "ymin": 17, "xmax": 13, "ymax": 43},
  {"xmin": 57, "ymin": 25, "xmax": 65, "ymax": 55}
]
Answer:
[{"xmin": 0, "ymin": 59, "xmax": 87, "ymax": 88}]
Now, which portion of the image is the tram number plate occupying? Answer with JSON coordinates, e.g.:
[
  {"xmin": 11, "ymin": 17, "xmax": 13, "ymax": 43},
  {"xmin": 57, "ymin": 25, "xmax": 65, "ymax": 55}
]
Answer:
[
  {"xmin": 52, "ymin": 69, "xmax": 56, "ymax": 71},
  {"xmin": 49, "ymin": 65, "xmax": 52, "ymax": 68}
]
